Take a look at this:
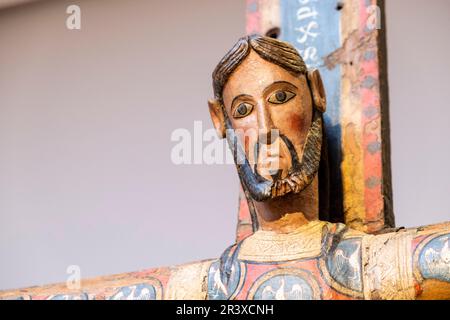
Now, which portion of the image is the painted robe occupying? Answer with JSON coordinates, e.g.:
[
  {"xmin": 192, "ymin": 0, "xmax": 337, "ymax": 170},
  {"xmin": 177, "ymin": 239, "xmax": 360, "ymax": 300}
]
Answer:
[{"xmin": 1, "ymin": 220, "xmax": 450, "ymax": 300}]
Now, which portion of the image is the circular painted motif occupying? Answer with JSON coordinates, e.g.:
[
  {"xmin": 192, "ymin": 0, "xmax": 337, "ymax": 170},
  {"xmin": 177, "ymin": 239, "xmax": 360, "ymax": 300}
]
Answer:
[
  {"xmin": 109, "ymin": 283, "xmax": 158, "ymax": 300},
  {"xmin": 248, "ymin": 268, "xmax": 321, "ymax": 300},
  {"xmin": 325, "ymin": 239, "xmax": 362, "ymax": 293},
  {"xmin": 207, "ymin": 260, "xmax": 245, "ymax": 300},
  {"xmin": 48, "ymin": 292, "xmax": 89, "ymax": 300},
  {"xmin": 416, "ymin": 233, "xmax": 450, "ymax": 282}
]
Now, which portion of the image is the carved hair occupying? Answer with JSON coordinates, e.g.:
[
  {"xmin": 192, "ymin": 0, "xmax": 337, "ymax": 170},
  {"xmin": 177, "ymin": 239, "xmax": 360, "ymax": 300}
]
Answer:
[{"xmin": 212, "ymin": 34, "xmax": 307, "ymax": 102}]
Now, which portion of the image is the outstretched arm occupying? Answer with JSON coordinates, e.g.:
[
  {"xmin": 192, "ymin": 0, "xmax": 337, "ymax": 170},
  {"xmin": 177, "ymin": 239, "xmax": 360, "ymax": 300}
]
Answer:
[
  {"xmin": 361, "ymin": 221, "xmax": 450, "ymax": 300},
  {"xmin": 0, "ymin": 259, "xmax": 214, "ymax": 300}
]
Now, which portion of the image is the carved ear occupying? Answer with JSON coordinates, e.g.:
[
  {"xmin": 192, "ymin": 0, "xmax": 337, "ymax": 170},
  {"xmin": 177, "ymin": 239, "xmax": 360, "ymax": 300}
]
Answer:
[
  {"xmin": 307, "ymin": 69, "xmax": 326, "ymax": 113},
  {"xmin": 208, "ymin": 99, "xmax": 226, "ymax": 139}
]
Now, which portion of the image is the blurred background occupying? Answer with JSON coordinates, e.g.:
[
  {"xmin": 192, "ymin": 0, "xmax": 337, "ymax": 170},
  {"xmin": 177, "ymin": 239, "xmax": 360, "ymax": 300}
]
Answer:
[{"xmin": 0, "ymin": 0, "xmax": 449, "ymax": 290}]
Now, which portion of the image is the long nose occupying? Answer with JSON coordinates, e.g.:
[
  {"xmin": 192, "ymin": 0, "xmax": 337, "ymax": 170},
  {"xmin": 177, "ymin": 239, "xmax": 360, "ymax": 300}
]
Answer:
[{"xmin": 257, "ymin": 102, "xmax": 277, "ymax": 145}]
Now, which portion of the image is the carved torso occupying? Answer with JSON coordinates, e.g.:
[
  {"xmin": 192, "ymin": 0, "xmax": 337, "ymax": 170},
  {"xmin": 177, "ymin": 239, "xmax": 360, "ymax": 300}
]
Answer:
[{"xmin": 203, "ymin": 221, "xmax": 450, "ymax": 300}]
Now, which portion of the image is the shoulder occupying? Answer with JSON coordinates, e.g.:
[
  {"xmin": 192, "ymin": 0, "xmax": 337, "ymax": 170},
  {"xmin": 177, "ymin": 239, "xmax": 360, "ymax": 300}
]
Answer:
[
  {"xmin": 165, "ymin": 259, "xmax": 216, "ymax": 300},
  {"xmin": 320, "ymin": 222, "xmax": 365, "ymax": 294}
]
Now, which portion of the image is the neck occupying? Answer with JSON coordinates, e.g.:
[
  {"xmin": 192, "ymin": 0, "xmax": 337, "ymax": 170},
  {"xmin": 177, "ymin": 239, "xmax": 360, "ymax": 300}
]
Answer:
[{"xmin": 251, "ymin": 176, "xmax": 319, "ymax": 234}]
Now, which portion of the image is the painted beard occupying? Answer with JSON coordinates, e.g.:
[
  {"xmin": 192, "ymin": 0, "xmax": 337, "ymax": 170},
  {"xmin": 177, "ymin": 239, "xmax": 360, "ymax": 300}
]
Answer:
[{"xmin": 224, "ymin": 109, "xmax": 323, "ymax": 202}]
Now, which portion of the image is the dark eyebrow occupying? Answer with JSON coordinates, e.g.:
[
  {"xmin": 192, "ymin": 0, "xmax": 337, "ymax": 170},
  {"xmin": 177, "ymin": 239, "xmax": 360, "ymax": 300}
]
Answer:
[
  {"xmin": 231, "ymin": 94, "xmax": 253, "ymax": 108},
  {"xmin": 263, "ymin": 81, "xmax": 298, "ymax": 95}
]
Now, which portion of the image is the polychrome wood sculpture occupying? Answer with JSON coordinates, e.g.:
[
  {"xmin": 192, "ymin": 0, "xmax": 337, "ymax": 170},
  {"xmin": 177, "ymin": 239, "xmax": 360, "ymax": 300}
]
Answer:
[{"xmin": 1, "ymin": 35, "xmax": 449, "ymax": 300}]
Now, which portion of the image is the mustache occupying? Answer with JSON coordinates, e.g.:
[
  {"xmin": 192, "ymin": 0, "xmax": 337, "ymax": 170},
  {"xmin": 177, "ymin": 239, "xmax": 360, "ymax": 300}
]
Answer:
[
  {"xmin": 252, "ymin": 133, "xmax": 302, "ymax": 180},
  {"xmin": 223, "ymin": 110, "xmax": 323, "ymax": 202}
]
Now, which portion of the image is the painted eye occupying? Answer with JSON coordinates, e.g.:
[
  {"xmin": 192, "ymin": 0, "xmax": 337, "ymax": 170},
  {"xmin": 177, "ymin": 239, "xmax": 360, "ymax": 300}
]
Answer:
[
  {"xmin": 233, "ymin": 102, "xmax": 253, "ymax": 118},
  {"xmin": 268, "ymin": 90, "xmax": 296, "ymax": 104}
]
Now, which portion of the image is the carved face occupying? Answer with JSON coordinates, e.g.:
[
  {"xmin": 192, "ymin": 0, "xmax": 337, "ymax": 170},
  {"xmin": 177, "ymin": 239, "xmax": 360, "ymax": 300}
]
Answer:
[
  {"xmin": 222, "ymin": 50, "xmax": 313, "ymax": 182},
  {"xmin": 209, "ymin": 48, "xmax": 325, "ymax": 202}
]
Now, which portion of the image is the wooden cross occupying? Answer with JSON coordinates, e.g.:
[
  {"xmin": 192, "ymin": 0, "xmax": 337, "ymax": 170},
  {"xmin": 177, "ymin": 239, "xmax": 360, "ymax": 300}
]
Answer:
[{"xmin": 3, "ymin": 0, "xmax": 450, "ymax": 301}]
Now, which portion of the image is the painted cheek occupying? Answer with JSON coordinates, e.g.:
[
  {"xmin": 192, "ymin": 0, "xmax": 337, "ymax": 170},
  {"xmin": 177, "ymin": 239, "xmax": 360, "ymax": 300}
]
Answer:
[
  {"xmin": 278, "ymin": 109, "xmax": 310, "ymax": 157},
  {"xmin": 276, "ymin": 108, "xmax": 307, "ymax": 137},
  {"xmin": 289, "ymin": 113, "xmax": 304, "ymax": 132}
]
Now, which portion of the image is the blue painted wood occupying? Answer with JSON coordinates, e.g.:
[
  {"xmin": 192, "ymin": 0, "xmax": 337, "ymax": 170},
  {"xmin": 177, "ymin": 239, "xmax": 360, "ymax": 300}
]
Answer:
[
  {"xmin": 280, "ymin": 0, "xmax": 341, "ymax": 123},
  {"xmin": 419, "ymin": 234, "xmax": 450, "ymax": 283},
  {"xmin": 280, "ymin": 0, "xmax": 343, "ymax": 221}
]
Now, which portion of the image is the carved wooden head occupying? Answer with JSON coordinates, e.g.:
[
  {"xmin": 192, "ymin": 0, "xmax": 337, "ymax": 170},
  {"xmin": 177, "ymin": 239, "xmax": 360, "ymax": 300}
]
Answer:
[{"xmin": 208, "ymin": 35, "xmax": 327, "ymax": 202}]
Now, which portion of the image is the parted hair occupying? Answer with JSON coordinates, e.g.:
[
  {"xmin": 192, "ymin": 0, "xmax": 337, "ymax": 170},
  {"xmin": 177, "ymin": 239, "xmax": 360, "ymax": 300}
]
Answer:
[{"xmin": 212, "ymin": 34, "xmax": 307, "ymax": 102}]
